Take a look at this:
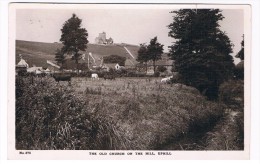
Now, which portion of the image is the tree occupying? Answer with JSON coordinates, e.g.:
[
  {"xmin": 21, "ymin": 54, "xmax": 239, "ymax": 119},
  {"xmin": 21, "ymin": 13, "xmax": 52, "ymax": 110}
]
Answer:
[
  {"xmin": 136, "ymin": 43, "xmax": 149, "ymax": 72},
  {"xmin": 234, "ymin": 35, "xmax": 244, "ymax": 79},
  {"xmin": 168, "ymin": 9, "xmax": 235, "ymax": 100},
  {"xmin": 147, "ymin": 37, "xmax": 164, "ymax": 74},
  {"xmin": 236, "ymin": 34, "xmax": 244, "ymax": 60},
  {"xmin": 55, "ymin": 48, "xmax": 65, "ymax": 70},
  {"xmin": 60, "ymin": 13, "xmax": 88, "ymax": 73}
]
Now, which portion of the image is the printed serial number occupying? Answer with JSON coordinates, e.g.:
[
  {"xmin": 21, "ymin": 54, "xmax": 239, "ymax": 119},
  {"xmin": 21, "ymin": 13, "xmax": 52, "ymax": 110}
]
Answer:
[{"xmin": 19, "ymin": 151, "xmax": 31, "ymax": 154}]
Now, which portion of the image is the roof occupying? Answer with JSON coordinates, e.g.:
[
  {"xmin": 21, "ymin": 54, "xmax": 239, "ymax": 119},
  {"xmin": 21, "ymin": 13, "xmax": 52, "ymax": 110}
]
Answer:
[{"xmin": 17, "ymin": 59, "xmax": 29, "ymax": 68}]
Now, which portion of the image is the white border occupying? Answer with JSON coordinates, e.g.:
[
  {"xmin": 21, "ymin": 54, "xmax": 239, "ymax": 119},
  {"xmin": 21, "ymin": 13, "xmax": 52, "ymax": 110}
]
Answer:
[{"xmin": 1, "ymin": 0, "xmax": 260, "ymax": 162}]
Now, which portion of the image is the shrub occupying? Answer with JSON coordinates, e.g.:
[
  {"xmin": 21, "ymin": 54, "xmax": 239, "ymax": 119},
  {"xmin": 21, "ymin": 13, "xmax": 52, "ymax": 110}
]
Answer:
[
  {"xmin": 154, "ymin": 71, "xmax": 160, "ymax": 77},
  {"xmin": 17, "ymin": 69, "xmax": 27, "ymax": 76},
  {"xmin": 157, "ymin": 65, "xmax": 167, "ymax": 72},
  {"xmin": 234, "ymin": 61, "xmax": 244, "ymax": 80},
  {"xmin": 103, "ymin": 55, "xmax": 126, "ymax": 66},
  {"xmin": 218, "ymin": 80, "xmax": 244, "ymax": 111}
]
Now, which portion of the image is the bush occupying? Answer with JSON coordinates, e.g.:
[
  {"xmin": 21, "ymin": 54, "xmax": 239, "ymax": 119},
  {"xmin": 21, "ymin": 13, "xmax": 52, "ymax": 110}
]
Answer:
[
  {"xmin": 154, "ymin": 71, "xmax": 160, "ymax": 77},
  {"xmin": 218, "ymin": 80, "xmax": 244, "ymax": 111},
  {"xmin": 17, "ymin": 69, "xmax": 27, "ymax": 76},
  {"xmin": 234, "ymin": 61, "xmax": 244, "ymax": 80},
  {"xmin": 157, "ymin": 66, "xmax": 167, "ymax": 72},
  {"xmin": 103, "ymin": 55, "xmax": 126, "ymax": 66}
]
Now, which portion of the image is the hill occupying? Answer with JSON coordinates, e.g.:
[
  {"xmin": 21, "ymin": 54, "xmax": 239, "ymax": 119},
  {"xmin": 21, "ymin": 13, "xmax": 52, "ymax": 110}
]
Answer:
[{"xmin": 16, "ymin": 40, "xmax": 140, "ymax": 68}]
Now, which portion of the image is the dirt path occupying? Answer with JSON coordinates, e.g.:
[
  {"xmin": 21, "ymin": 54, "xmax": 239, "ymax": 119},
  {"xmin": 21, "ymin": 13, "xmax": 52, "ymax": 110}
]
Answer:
[{"xmin": 156, "ymin": 110, "xmax": 242, "ymax": 150}]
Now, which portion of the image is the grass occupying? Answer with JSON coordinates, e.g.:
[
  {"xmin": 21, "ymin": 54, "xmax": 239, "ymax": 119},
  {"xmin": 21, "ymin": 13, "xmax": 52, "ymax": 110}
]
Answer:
[
  {"xmin": 205, "ymin": 111, "xmax": 244, "ymax": 150},
  {"xmin": 203, "ymin": 79, "xmax": 244, "ymax": 150},
  {"xmin": 16, "ymin": 76, "xmax": 243, "ymax": 150},
  {"xmin": 218, "ymin": 80, "xmax": 244, "ymax": 111}
]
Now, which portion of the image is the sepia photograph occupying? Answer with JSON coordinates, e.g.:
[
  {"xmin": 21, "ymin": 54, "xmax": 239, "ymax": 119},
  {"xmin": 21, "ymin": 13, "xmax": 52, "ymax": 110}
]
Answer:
[{"xmin": 8, "ymin": 3, "xmax": 251, "ymax": 160}]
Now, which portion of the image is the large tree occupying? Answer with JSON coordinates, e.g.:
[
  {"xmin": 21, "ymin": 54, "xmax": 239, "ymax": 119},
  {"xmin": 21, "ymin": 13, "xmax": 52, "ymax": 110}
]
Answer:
[
  {"xmin": 55, "ymin": 48, "xmax": 65, "ymax": 71},
  {"xmin": 147, "ymin": 37, "xmax": 164, "ymax": 74},
  {"xmin": 168, "ymin": 9, "xmax": 235, "ymax": 100},
  {"xmin": 136, "ymin": 43, "xmax": 149, "ymax": 72},
  {"xmin": 234, "ymin": 35, "xmax": 244, "ymax": 79},
  {"xmin": 60, "ymin": 13, "xmax": 88, "ymax": 73},
  {"xmin": 236, "ymin": 34, "xmax": 244, "ymax": 61}
]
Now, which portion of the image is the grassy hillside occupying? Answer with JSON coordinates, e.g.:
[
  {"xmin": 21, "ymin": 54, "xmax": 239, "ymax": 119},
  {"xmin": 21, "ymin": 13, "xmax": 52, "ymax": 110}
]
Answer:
[
  {"xmin": 16, "ymin": 40, "xmax": 140, "ymax": 67},
  {"xmin": 16, "ymin": 40, "xmax": 60, "ymax": 67}
]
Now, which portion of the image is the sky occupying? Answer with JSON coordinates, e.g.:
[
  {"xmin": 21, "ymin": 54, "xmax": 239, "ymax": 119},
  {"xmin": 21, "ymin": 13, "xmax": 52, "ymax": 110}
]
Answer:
[{"xmin": 16, "ymin": 7, "xmax": 244, "ymax": 64}]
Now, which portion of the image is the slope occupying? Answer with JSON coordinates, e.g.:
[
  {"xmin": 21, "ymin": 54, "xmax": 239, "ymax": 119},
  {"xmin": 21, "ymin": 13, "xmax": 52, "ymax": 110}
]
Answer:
[{"xmin": 16, "ymin": 40, "xmax": 140, "ymax": 67}]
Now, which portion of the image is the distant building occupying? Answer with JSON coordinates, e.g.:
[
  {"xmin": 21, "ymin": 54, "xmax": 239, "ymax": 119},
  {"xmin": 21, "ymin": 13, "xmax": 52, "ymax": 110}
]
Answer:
[
  {"xmin": 16, "ymin": 55, "xmax": 29, "ymax": 74},
  {"xmin": 27, "ymin": 66, "xmax": 44, "ymax": 75},
  {"xmin": 95, "ymin": 32, "xmax": 114, "ymax": 44},
  {"xmin": 102, "ymin": 63, "xmax": 124, "ymax": 72}
]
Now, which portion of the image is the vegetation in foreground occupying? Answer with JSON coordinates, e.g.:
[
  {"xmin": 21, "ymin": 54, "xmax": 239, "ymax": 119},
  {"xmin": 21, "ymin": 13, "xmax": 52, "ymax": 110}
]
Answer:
[{"xmin": 15, "ymin": 76, "xmax": 243, "ymax": 150}]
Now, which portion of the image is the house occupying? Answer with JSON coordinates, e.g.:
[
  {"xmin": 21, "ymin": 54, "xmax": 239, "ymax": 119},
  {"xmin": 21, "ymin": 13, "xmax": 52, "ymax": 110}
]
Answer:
[
  {"xmin": 16, "ymin": 57, "xmax": 29, "ymax": 75},
  {"xmin": 115, "ymin": 63, "xmax": 121, "ymax": 70},
  {"xmin": 17, "ymin": 58, "xmax": 29, "ymax": 68},
  {"xmin": 27, "ymin": 66, "xmax": 44, "ymax": 75},
  {"xmin": 46, "ymin": 60, "xmax": 61, "ymax": 73},
  {"xmin": 101, "ymin": 63, "xmax": 125, "ymax": 72},
  {"xmin": 144, "ymin": 58, "xmax": 174, "ymax": 75},
  {"xmin": 102, "ymin": 63, "xmax": 116, "ymax": 72},
  {"xmin": 42, "ymin": 68, "xmax": 51, "ymax": 75}
]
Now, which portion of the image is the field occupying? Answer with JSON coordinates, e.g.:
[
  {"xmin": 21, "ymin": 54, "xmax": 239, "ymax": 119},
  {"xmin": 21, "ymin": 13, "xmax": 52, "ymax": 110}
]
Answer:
[{"xmin": 15, "ymin": 76, "xmax": 244, "ymax": 150}]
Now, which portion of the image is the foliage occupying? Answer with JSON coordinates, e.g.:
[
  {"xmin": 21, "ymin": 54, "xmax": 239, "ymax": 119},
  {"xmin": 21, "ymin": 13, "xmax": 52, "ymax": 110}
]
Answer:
[
  {"xmin": 136, "ymin": 43, "xmax": 149, "ymax": 63},
  {"xmin": 154, "ymin": 71, "xmax": 160, "ymax": 77},
  {"xmin": 16, "ymin": 76, "xmax": 243, "ymax": 150},
  {"xmin": 147, "ymin": 37, "xmax": 164, "ymax": 73},
  {"xmin": 168, "ymin": 9, "xmax": 235, "ymax": 100},
  {"xmin": 15, "ymin": 77, "xmax": 128, "ymax": 150},
  {"xmin": 55, "ymin": 48, "xmax": 65, "ymax": 70},
  {"xmin": 234, "ymin": 61, "xmax": 244, "ymax": 80},
  {"xmin": 218, "ymin": 80, "xmax": 244, "ymax": 111},
  {"xmin": 17, "ymin": 69, "xmax": 27, "ymax": 76},
  {"xmin": 157, "ymin": 65, "xmax": 167, "ymax": 72},
  {"xmin": 235, "ymin": 35, "xmax": 244, "ymax": 61},
  {"xmin": 234, "ymin": 35, "xmax": 244, "ymax": 79},
  {"xmin": 205, "ymin": 111, "xmax": 244, "ymax": 150},
  {"xmin": 103, "ymin": 54, "xmax": 126, "ymax": 66},
  {"xmin": 60, "ymin": 13, "xmax": 89, "ymax": 73},
  {"xmin": 136, "ymin": 43, "xmax": 149, "ymax": 73}
]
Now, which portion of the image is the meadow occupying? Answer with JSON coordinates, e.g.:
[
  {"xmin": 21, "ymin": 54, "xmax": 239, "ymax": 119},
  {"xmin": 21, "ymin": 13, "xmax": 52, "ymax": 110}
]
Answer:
[{"xmin": 15, "ymin": 76, "xmax": 244, "ymax": 150}]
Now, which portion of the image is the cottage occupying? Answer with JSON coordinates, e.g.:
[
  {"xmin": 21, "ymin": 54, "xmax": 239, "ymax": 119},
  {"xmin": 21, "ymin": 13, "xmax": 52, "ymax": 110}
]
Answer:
[
  {"xmin": 16, "ymin": 57, "xmax": 29, "ymax": 75},
  {"xmin": 27, "ymin": 66, "xmax": 44, "ymax": 75}
]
